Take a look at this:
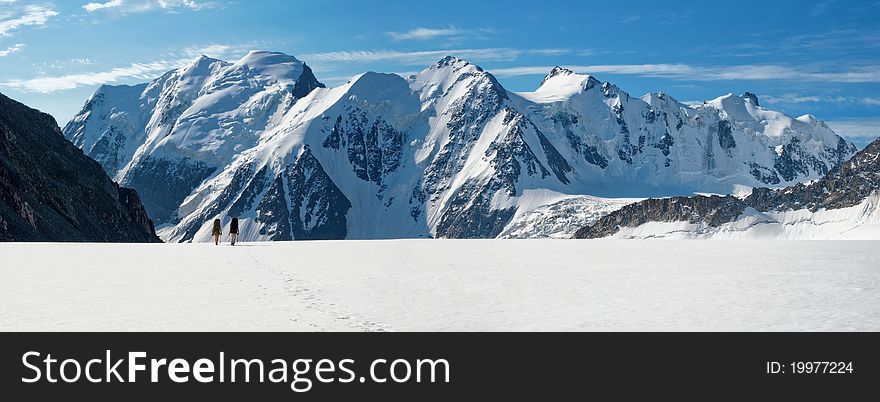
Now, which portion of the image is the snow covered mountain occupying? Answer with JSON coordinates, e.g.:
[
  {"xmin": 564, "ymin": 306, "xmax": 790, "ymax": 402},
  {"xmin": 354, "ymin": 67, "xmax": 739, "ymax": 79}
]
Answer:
[
  {"xmin": 63, "ymin": 51, "xmax": 324, "ymax": 224},
  {"xmin": 573, "ymin": 136, "xmax": 880, "ymax": 239},
  {"xmin": 63, "ymin": 52, "xmax": 857, "ymax": 241}
]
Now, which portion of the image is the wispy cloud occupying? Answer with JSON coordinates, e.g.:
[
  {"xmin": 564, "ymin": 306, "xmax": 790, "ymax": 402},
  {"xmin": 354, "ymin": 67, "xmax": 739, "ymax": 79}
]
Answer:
[
  {"xmin": 826, "ymin": 118, "xmax": 880, "ymax": 148},
  {"xmin": 762, "ymin": 94, "xmax": 825, "ymax": 104},
  {"xmin": 686, "ymin": 28, "xmax": 880, "ymax": 60},
  {"xmin": 780, "ymin": 29, "xmax": 880, "ymax": 53},
  {"xmin": 763, "ymin": 94, "xmax": 880, "ymax": 106},
  {"xmin": 156, "ymin": 0, "xmax": 217, "ymax": 10},
  {"xmin": 40, "ymin": 57, "xmax": 97, "ymax": 69},
  {"xmin": 489, "ymin": 63, "xmax": 880, "ymax": 83},
  {"xmin": 81, "ymin": 0, "xmax": 220, "ymax": 14},
  {"xmin": 0, "ymin": 42, "xmax": 23, "ymax": 56},
  {"xmin": 1, "ymin": 60, "xmax": 184, "ymax": 92},
  {"xmin": 302, "ymin": 48, "xmax": 589, "ymax": 66},
  {"xmin": 3, "ymin": 46, "xmax": 592, "ymax": 93},
  {"xmin": 809, "ymin": 0, "xmax": 835, "ymax": 17},
  {"xmin": 385, "ymin": 26, "xmax": 463, "ymax": 41},
  {"xmin": 490, "ymin": 64, "xmax": 688, "ymax": 78},
  {"xmin": 0, "ymin": 5, "xmax": 58, "ymax": 37},
  {"xmin": 83, "ymin": 0, "xmax": 124, "ymax": 12},
  {"xmin": 622, "ymin": 15, "xmax": 641, "ymax": 24},
  {"xmin": 1, "ymin": 41, "xmax": 256, "ymax": 93},
  {"xmin": 861, "ymin": 97, "xmax": 880, "ymax": 106},
  {"xmin": 179, "ymin": 42, "xmax": 260, "ymax": 59}
]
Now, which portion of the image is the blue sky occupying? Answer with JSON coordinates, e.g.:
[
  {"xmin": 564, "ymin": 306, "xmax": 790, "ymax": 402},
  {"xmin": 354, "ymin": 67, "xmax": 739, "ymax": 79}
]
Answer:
[{"xmin": 1, "ymin": 0, "xmax": 879, "ymax": 147}]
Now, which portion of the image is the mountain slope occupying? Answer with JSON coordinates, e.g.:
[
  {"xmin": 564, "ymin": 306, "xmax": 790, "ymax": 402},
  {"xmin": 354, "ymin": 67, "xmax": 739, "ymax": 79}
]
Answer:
[
  {"xmin": 0, "ymin": 92, "xmax": 159, "ymax": 242},
  {"xmin": 63, "ymin": 52, "xmax": 857, "ymax": 241},
  {"xmin": 573, "ymin": 136, "xmax": 880, "ymax": 239}
]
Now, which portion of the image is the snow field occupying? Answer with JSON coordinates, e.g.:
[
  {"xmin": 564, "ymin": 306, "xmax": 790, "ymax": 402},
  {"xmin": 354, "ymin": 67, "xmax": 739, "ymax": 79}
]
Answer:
[{"xmin": 2, "ymin": 240, "xmax": 878, "ymax": 331}]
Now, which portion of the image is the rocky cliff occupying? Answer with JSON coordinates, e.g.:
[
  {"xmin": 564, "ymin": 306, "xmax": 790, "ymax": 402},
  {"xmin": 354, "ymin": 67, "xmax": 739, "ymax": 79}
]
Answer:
[{"xmin": 0, "ymin": 92, "xmax": 160, "ymax": 242}]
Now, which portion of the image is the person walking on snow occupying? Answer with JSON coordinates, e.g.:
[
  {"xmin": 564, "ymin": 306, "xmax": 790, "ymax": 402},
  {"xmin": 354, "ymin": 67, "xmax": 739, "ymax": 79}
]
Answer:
[
  {"xmin": 212, "ymin": 218, "xmax": 222, "ymax": 245},
  {"xmin": 229, "ymin": 217, "xmax": 240, "ymax": 246}
]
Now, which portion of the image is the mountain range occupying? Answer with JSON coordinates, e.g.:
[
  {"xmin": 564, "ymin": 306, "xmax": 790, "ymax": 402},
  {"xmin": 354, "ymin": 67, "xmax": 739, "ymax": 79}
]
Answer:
[{"xmin": 62, "ymin": 51, "xmax": 862, "ymax": 241}]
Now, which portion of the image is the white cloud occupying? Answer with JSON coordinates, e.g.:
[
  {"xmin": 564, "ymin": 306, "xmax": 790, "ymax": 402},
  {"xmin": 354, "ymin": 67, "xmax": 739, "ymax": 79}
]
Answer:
[
  {"xmin": 490, "ymin": 64, "xmax": 698, "ymax": 78},
  {"xmin": 385, "ymin": 26, "xmax": 463, "ymax": 41},
  {"xmin": 0, "ymin": 42, "xmax": 23, "ymax": 56},
  {"xmin": 0, "ymin": 5, "xmax": 58, "ymax": 37},
  {"xmin": 81, "ymin": 0, "xmax": 218, "ymax": 14},
  {"xmin": 1, "ymin": 60, "xmax": 184, "ymax": 92},
  {"xmin": 156, "ymin": 0, "xmax": 216, "ymax": 11},
  {"xmin": 304, "ymin": 48, "xmax": 519, "ymax": 65},
  {"xmin": 180, "ymin": 42, "xmax": 258, "ymax": 59},
  {"xmin": 762, "ymin": 94, "xmax": 880, "ymax": 106},
  {"xmin": 761, "ymin": 94, "xmax": 824, "ymax": 104},
  {"xmin": 302, "ymin": 48, "xmax": 586, "ymax": 66},
  {"xmin": 488, "ymin": 63, "xmax": 880, "ymax": 83},
  {"xmin": 825, "ymin": 118, "xmax": 880, "ymax": 148},
  {"xmin": 83, "ymin": 0, "xmax": 124, "ymax": 12},
  {"xmin": 0, "ymin": 41, "xmax": 255, "ymax": 93}
]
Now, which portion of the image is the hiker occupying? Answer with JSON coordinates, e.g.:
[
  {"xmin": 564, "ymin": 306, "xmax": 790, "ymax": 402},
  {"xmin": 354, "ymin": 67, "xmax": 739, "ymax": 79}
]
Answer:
[
  {"xmin": 212, "ymin": 218, "xmax": 222, "ymax": 245},
  {"xmin": 229, "ymin": 217, "xmax": 240, "ymax": 246}
]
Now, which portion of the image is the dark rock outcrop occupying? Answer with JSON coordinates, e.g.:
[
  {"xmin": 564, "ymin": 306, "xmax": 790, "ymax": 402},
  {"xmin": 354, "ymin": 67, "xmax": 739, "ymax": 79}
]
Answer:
[
  {"xmin": 284, "ymin": 146, "xmax": 352, "ymax": 240},
  {"xmin": 291, "ymin": 63, "xmax": 326, "ymax": 99},
  {"xmin": 253, "ymin": 146, "xmax": 351, "ymax": 241},
  {"xmin": 741, "ymin": 92, "xmax": 760, "ymax": 106},
  {"xmin": 573, "ymin": 195, "xmax": 745, "ymax": 239},
  {"xmin": 574, "ymin": 136, "xmax": 880, "ymax": 239},
  {"xmin": 0, "ymin": 92, "xmax": 160, "ymax": 242}
]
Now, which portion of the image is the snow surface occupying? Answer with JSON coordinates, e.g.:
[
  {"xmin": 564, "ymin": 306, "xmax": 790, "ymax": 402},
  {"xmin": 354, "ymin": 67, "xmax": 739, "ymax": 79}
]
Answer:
[{"xmin": 2, "ymin": 240, "xmax": 878, "ymax": 331}]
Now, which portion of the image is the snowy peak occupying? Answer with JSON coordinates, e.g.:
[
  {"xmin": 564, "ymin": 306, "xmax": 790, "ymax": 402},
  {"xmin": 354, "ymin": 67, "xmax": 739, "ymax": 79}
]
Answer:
[
  {"xmin": 796, "ymin": 113, "xmax": 831, "ymax": 131},
  {"xmin": 706, "ymin": 92, "xmax": 740, "ymax": 108},
  {"xmin": 434, "ymin": 55, "xmax": 478, "ymax": 70},
  {"xmin": 522, "ymin": 67, "xmax": 599, "ymax": 103},
  {"xmin": 176, "ymin": 50, "xmax": 325, "ymax": 99},
  {"xmin": 335, "ymin": 71, "xmax": 420, "ymax": 117},
  {"xmin": 641, "ymin": 91, "xmax": 684, "ymax": 110},
  {"xmin": 705, "ymin": 92, "xmax": 759, "ymax": 121},
  {"xmin": 184, "ymin": 54, "xmax": 227, "ymax": 73},
  {"xmin": 410, "ymin": 56, "xmax": 507, "ymax": 104},
  {"xmin": 233, "ymin": 50, "xmax": 308, "ymax": 85},
  {"xmin": 708, "ymin": 92, "xmax": 760, "ymax": 110},
  {"xmin": 419, "ymin": 55, "xmax": 490, "ymax": 82},
  {"xmin": 540, "ymin": 66, "xmax": 577, "ymax": 86},
  {"xmin": 419, "ymin": 55, "xmax": 487, "ymax": 83}
]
